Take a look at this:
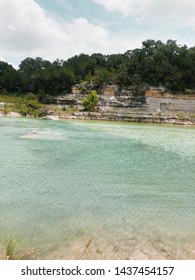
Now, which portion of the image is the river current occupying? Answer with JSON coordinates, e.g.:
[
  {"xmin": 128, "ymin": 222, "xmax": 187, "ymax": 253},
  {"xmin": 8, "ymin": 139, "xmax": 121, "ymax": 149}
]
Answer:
[{"xmin": 0, "ymin": 117, "xmax": 195, "ymax": 259}]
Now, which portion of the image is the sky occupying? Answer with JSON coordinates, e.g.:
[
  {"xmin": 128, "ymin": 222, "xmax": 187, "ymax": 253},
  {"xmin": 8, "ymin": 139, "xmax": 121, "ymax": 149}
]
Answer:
[{"xmin": 1, "ymin": 0, "xmax": 195, "ymax": 68}]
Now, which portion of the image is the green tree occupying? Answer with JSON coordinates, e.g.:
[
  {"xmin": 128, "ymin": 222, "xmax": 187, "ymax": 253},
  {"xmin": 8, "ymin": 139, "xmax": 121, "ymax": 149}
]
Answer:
[
  {"xmin": 0, "ymin": 61, "xmax": 21, "ymax": 93},
  {"xmin": 131, "ymin": 73, "xmax": 142, "ymax": 86},
  {"xmin": 82, "ymin": 90, "xmax": 99, "ymax": 111},
  {"xmin": 94, "ymin": 67, "xmax": 113, "ymax": 87}
]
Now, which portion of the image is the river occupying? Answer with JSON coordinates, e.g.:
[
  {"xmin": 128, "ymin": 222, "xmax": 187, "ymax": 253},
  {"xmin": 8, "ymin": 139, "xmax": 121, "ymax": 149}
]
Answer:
[{"xmin": 0, "ymin": 117, "xmax": 195, "ymax": 259}]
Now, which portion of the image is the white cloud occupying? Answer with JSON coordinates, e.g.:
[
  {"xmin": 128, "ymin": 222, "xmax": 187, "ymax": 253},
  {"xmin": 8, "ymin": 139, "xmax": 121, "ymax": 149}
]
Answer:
[
  {"xmin": 0, "ymin": 0, "xmax": 66, "ymax": 54},
  {"xmin": 0, "ymin": 0, "xmax": 194, "ymax": 68},
  {"xmin": 94, "ymin": 0, "xmax": 195, "ymax": 30},
  {"xmin": 0, "ymin": 0, "xmax": 142, "ymax": 67},
  {"xmin": 0, "ymin": 55, "xmax": 5, "ymax": 61}
]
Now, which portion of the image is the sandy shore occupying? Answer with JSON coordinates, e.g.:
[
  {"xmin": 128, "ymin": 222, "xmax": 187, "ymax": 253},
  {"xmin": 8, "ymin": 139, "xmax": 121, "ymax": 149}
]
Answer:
[
  {"xmin": 2, "ymin": 234, "xmax": 194, "ymax": 260},
  {"xmin": 7, "ymin": 241, "xmax": 195, "ymax": 260}
]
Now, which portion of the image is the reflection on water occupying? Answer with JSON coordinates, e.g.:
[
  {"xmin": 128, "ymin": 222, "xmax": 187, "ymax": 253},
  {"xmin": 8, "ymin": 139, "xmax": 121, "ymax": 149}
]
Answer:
[{"xmin": 0, "ymin": 117, "xmax": 195, "ymax": 259}]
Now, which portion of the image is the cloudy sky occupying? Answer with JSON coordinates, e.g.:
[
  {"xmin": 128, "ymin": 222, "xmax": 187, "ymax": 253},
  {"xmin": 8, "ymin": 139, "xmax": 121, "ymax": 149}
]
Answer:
[{"xmin": 1, "ymin": 0, "xmax": 195, "ymax": 68}]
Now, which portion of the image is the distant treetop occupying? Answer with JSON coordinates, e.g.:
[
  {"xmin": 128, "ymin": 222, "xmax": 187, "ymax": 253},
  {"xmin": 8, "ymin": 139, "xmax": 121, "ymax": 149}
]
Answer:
[{"xmin": 0, "ymin": 40, "xmax": 195, "ymax": 97}]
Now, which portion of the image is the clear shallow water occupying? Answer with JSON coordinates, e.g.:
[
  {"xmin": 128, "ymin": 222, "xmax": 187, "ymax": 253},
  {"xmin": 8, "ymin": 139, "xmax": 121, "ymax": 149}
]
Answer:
[{"xmin": 0, "ymin": 117, "xmax": 195, "ymax": 259}]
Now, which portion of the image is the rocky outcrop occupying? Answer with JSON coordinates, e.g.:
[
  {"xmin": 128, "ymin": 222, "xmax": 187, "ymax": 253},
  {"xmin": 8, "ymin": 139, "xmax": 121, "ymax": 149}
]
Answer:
[
  {"xmin": 49, "ymin": 109, "xmax": 195, "ymax": 125},
  {"xmin": 53, "ymin": 85, "xmax": 195, "ymax": 113}
]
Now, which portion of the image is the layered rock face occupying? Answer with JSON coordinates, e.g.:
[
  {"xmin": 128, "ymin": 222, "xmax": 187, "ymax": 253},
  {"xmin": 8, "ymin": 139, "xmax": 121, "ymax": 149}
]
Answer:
[{"xmin": 54, "ymin": 85, "xmax": 195, "ymax": 113}]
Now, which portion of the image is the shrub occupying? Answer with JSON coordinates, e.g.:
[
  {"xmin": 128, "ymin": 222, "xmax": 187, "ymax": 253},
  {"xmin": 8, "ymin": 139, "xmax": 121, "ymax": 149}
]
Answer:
[{"xmin": 82, "ymin": 90, "xmax": 99, "ymax": 111}]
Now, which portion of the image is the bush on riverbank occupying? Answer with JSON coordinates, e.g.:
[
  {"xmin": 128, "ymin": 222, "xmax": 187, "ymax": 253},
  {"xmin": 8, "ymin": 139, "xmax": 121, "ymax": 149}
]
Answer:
[
  {"xmin": 82, "ymin": 90, "xmax": 99, "ymax": 111},
  {"xmin": 0, "ymin": 93, "xmax": 44, "ymax": 117}
]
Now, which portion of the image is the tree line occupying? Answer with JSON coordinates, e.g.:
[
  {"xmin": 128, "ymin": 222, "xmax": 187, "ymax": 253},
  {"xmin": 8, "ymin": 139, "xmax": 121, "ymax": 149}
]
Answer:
[{"xmin": 0, "ymin": 39, "xmax": 195, "ymax": 101}]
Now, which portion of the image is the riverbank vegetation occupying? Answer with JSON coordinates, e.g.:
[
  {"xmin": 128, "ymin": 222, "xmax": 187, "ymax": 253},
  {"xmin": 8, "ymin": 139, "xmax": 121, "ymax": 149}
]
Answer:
[
  {"xmin": 0, "ymin": 40, "xmax": 195, "ymax": 101},
  {"xmin": 82, "ymin": 90, "xmax": 99, "ymax": 111},
  {"xmin": 0, "ymin": 235, "xmax": 16, "ymax": 260},
  {"xmin": 0, "ymin": 93, "xmax": 44, "ymax": 117}
]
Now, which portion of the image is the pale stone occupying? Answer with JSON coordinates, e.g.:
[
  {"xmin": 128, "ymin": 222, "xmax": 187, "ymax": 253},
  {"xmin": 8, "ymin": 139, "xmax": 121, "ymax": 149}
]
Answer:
[
  {"xmin": 43, "ymin": 115, "xmax": 60, "ymax": 120},
  {"xmin": 7, "ymin": 112, "xmax": 21, "ymax": 117}
]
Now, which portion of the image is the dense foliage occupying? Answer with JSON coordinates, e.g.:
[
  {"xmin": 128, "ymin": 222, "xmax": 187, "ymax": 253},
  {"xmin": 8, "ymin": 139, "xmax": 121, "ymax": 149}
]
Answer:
[
  {"xmin": 82, "ymin": 90, "xmax": 99, "ymax": 111},
  {"xmin": 0, "ymin": 93, "xmax": 43, "ymax": 117},
  {"xmin": 0, "ymin": 40, "xmax": 195, "ymax": 99}
]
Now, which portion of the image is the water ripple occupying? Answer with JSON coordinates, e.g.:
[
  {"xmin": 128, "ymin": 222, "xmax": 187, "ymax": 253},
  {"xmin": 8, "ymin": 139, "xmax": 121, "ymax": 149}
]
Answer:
[{"xmin": 0, "ymin": 118, "xmax": 195, "ymax": 259}]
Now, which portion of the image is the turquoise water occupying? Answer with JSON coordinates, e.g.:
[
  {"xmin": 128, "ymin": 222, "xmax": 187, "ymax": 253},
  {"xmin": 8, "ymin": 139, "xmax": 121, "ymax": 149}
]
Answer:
[{"xmin": 0, "ymin": 117, "xmax": 195, "ymax": 259}]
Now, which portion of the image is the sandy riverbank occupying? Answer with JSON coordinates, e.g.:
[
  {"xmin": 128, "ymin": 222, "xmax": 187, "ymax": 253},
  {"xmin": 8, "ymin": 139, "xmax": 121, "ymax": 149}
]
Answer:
[{"xmin": 1, "ymin": 235, "xmax": 195, "ymax": 260}]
